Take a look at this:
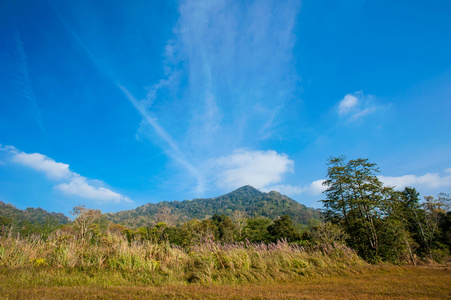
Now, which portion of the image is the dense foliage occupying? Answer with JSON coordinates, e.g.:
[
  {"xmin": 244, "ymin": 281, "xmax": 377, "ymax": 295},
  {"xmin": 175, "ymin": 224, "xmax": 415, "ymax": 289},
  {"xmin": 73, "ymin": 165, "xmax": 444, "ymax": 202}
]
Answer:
[{"xmin": 321, "ymin": 156, "xmax": 451, "ymax": 263}]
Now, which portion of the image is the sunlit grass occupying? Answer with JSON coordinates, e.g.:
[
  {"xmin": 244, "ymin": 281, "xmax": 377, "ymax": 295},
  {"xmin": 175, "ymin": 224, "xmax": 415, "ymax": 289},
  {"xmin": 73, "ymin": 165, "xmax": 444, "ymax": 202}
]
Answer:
[
  {"xmin": 1, "ymin": 233, "xmax": 449, "ymax": 299},
  {"xmin": 0, "ymin": 233, "xmax": 365, "ymax": 285}
]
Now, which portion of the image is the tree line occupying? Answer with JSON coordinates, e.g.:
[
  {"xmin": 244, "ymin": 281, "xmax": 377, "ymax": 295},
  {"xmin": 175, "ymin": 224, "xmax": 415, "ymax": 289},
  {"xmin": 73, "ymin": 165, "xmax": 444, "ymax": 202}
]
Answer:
[{"xmin": 321, "ymin": 156, "xmax": 450, "ymax": 263}]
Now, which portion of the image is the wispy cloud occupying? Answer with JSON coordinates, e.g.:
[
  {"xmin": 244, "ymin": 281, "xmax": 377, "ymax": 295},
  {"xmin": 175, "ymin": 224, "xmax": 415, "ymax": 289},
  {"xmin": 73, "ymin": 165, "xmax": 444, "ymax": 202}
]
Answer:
[
  {"xmin": 172, "ymin": 0, "xmax": 301, "ymax": 153},
  {"xmin": 337, "ymin": 91, "xmax": 381, "ymax": 121},
  {"xmin": 0, "ymin": 145, "xmax": 131, "ymax": 203},
  {"xmin": 214, "ymin": 150, "xmax": 294, "ymax": 190},
  {"xmin": 7, "ymin": 7, "xmax": 45, "ymax": 132},
  {"xmin": 380, "ymin": 169, "xmax": 451, "ymax": 190}
]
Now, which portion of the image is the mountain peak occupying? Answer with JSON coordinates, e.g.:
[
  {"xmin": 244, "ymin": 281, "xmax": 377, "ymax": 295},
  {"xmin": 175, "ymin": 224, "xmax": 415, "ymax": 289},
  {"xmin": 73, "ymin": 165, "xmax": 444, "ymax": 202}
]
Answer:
[
  {"xmin": 106, "ymin": 185, "xmax": 322, "ymax": 228},
  {"xmin": 228, "ymin": 185, "xmax": 262, "ymax": 196}
]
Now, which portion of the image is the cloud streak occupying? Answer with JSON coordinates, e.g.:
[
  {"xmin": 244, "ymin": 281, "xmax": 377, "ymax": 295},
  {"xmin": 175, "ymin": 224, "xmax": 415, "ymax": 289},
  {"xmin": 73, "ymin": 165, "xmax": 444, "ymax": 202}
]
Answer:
[
  {"xmin": 118, "ymin": 85, "xmax": 206, "ymax": 193},
  {"xmin": 1, "ymin": 145, "xmax": 131, "ymax": 203},
  {"xmin": 6, "ymin": 5, "xmax": 45, "ymax": 132}
]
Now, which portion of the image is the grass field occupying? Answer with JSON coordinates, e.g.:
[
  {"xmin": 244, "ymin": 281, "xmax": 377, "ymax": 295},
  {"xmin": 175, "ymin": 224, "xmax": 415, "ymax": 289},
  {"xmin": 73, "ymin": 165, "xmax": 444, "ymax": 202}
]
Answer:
[
  {"xmin": 0, "ymin": 265, "xmax": 449, "ymax": 299},
  {"xmin": 1, "ymin": 234, "xmax": 450, "ymax": 299}
]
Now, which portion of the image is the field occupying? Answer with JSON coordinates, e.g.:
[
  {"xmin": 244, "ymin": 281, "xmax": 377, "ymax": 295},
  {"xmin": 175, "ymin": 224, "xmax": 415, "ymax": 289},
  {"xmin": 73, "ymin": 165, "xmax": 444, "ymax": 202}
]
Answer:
[
  {"xmin": 1, "ymin": 232, "xmax": 450, "ymax": 299},
  {"xmin": 0, "ymin": 265, "xmax": 449, "ymax": 299}
]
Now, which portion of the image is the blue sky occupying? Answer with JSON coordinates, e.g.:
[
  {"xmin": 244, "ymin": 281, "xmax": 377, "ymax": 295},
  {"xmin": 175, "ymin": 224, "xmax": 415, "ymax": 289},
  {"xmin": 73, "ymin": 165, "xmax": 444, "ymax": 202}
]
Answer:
[{"xmin": 1, "ymin": 0, "xmax": 450, "ymax": 215}]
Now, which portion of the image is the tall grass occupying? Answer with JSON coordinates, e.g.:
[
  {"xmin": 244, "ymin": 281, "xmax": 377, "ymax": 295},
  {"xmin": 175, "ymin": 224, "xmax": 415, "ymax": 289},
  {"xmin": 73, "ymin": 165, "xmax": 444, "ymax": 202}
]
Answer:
[{"xmin": 0, "ymin": 231, "xmax": 365, "ymax": 286}]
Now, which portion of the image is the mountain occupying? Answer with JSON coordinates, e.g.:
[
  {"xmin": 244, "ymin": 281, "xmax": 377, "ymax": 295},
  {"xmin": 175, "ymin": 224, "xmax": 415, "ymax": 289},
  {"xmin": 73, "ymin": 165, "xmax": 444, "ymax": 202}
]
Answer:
[
  {"xmin": 0, "ymin": 201, "xmax": 70, "ymax": 227},
  {"xmin": 106, "ymin": 186, "xmax": 322, "ymax": 228}
]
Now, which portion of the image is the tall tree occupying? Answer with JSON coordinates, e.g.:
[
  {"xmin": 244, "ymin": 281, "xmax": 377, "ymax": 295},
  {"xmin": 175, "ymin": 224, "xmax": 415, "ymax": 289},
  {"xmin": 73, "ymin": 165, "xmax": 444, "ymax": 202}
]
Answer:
[{"xmin": 322, "ymin": 156, "xmax": 396, "ymax": 261}]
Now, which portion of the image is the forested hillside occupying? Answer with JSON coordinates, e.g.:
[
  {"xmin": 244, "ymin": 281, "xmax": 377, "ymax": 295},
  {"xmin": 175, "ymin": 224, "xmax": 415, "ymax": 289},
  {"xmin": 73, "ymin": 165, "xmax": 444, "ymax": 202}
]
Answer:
[
  {"xmin": 105, "ymin": 186, "xmax": 321, "ymax": 228},
  {"xmin": 0, "ymin": 201, "xmax": 69, "ymax": 234}
]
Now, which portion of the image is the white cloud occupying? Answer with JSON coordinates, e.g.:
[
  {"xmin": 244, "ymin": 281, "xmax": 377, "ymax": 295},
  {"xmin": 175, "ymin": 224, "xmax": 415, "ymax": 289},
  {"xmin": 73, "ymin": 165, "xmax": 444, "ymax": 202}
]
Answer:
[
  {"xmin": 1, "ymin": 145, "xmax": 131, "ymax": 203},
  {"xmin": 12, "ymin": 152, "xmax": 71, "ymax": 180},
  {"xmin": 338, "ymin": 94, "xmax": 359, "ymax": 115},
  {"xmin": 214, "ymin": 150, "xmax": 294, "ymax": 190},
  {"xmin": 308, "ymin": 179, "xmax": 327, "ymax": 195},
  {"xmin": 266, "ymin": 184, "xmax": 303, "ymax": 195},
  {"xmin": 380, "ymin": 170, "xmax": 451, "ymax": 190},
  {"xmin": 337, "ymin": 91, "xmax": 380, "ymax": 121},
  {"xmin": 55, "ymin": 176, "xmax": 130, "ymax": 203},
  {"xmin": 267, "ymin": 179, "xmax": 326, "ymax": 196}
]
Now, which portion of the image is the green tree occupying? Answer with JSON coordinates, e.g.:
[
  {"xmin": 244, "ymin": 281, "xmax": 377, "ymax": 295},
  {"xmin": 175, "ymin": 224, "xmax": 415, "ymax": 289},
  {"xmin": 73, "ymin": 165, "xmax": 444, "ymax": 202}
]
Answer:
[
  {"xmin": 267, "ymin": 215, "xmax": 300, "ymax": 242},
  {"xmin": 212, "ymin": 214, "xmax": 236, "ymax": 242},
  {"xmin": 242, "ymin": 217, "xmax": 272, "ymax": 242},
  {"xmin": 322, "ymin": 156, "xmax": 399, "ymax": 262},
  {"xmin": 398, "ymin": 187, "xmax": 428, "ymax": 257},
  {"xmin": 0, "ymin": 216, "xmax": 13, "ymax": 227},
  {"xmin": 148, "ymin": 223, "xmax": 167, "ymax": 242}
]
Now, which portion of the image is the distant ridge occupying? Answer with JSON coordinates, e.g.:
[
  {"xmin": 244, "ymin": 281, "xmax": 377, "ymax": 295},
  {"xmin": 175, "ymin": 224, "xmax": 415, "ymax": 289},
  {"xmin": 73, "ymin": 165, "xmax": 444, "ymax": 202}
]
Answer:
[
  {"xmin": 0, "ymin": 201, "xmax": 70, "ymax": 226},
  {"xmin": 106, "ymin": 185, "xmax": 321, "ymax": 228}
]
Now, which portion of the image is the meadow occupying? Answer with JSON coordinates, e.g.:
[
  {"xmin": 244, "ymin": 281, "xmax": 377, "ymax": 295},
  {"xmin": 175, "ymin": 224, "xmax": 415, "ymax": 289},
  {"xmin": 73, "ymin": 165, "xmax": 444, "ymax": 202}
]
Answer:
[{"xmin": 1, "ymin": 232, "xmax": 449, "ymax": 299}]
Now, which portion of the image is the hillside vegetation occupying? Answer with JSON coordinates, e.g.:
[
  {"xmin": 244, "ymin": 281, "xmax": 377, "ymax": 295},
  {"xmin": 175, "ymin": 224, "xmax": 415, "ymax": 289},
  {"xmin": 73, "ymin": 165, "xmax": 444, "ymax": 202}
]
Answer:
[{"xmin": 105, "ymin": 185, "xmax": 321, "ymax": 228}]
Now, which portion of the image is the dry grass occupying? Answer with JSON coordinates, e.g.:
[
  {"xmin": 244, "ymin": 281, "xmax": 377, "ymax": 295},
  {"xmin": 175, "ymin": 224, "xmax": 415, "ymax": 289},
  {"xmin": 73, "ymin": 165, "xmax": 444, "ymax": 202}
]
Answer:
[
  {"xmin": 0, "ymin": 266, "xmax": 449, "ymax": 299},
  {"xmin": 1, "ymin": 233, "xmax": 450, "ymax": 299},
  {"xmin": 0, "ymin": 233, "xmax": 366, "ymax": 285}
]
